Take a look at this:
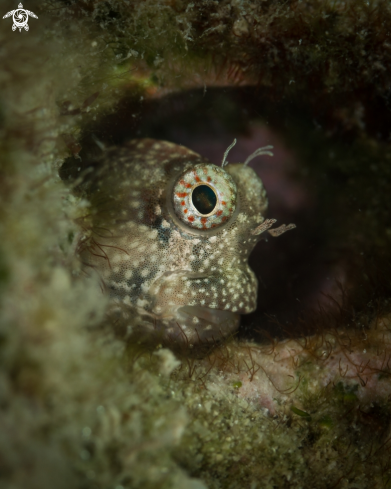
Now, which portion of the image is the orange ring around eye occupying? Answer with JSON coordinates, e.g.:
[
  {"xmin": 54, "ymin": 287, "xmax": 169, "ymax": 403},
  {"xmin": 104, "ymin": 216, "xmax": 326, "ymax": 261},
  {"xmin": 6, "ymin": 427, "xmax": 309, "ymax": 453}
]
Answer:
[{"xmin": 169, "ymin": 163, "xmax": 238, "ymax": 232}]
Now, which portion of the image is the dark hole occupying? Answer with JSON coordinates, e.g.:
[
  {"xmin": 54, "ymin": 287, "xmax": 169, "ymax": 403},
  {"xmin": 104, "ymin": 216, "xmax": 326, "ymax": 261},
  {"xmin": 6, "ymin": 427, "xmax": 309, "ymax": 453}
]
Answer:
[
  {"xmin": 192, "ymin": 185, "xmax": 217, "ymax": 215},
  {"xmin": 68, "ymin": 86, "xmax": 391, "ymax": 342}
]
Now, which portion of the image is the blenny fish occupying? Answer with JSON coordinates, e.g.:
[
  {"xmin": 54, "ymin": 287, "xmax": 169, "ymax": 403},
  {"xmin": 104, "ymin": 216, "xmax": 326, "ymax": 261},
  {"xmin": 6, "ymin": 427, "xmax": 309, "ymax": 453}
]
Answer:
[{"xmin": 71, "ymin": 138, "xmax": 295, "ymax": 344}]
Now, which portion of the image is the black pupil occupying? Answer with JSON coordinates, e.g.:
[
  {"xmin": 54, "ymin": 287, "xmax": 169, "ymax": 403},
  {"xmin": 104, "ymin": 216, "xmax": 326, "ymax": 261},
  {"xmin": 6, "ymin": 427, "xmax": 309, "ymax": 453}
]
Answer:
[{"xmin": 192, "ymin": 185, "xmax": 217, "ymax": 215}]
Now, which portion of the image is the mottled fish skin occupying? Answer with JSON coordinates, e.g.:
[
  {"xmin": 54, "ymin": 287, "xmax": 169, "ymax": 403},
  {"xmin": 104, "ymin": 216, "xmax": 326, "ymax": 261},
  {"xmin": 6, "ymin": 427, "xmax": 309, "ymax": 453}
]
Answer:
[{"xmin": 77, "ymin": 138, "xmax": 268, "ymax": 344}]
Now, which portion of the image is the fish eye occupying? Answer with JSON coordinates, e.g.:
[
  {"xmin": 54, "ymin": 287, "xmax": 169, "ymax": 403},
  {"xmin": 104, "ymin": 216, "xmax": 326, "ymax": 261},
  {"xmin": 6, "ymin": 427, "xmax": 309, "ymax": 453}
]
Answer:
[
  {"xmin": 171, "ymin": 163, "xmax": 237, "ymax": 230},
  {"xmin": 191, "ymin": 184, "xmax": 217, "ymax": 215}
]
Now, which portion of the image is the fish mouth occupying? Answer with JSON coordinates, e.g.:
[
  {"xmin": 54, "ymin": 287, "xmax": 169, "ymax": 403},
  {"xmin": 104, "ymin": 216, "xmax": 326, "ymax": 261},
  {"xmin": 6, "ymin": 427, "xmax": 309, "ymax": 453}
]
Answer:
[
  {"xmin": 164, "ymin": 305, "xmax": 240, "ymax": 345},
  {"xmin": 147, "ymin": 269, "xmax": 253, "ymax": 344}
]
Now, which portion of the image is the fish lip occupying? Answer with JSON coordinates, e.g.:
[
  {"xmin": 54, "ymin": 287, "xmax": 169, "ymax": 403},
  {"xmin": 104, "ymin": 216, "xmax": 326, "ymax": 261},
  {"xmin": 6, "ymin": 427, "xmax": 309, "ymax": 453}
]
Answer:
[
  {"xmin": 128, "ymin": 304, "xmax": 240, "ymax": 346},
  {"xmin": 176, "ymin": 304, "xmax": 239, "ymax": 325},
  {"xmin": 168, "ymin": 304, "xmax": 240, "ymax": 344}
]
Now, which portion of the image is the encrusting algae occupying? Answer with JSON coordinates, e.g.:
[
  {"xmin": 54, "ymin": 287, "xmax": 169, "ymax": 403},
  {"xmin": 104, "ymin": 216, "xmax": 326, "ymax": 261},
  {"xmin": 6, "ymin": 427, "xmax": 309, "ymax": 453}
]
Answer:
[{"xmin": 1, "ymin": 1, "xmax": 391, "ymax": 488}]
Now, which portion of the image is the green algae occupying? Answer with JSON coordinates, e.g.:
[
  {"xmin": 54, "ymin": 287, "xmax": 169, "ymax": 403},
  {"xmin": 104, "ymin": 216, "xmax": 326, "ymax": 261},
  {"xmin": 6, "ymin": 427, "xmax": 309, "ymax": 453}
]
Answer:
[{"xmin": 291, "ymin": 406, "xmax": 312, "ymax": 420}]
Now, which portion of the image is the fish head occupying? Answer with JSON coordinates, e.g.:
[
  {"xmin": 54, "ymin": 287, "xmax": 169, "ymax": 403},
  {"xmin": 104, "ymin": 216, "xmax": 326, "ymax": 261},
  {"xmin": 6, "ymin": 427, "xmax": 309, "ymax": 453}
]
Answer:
[{"xmin": 75, "ymin": 138, "xmax": 270, "ymax": 345}]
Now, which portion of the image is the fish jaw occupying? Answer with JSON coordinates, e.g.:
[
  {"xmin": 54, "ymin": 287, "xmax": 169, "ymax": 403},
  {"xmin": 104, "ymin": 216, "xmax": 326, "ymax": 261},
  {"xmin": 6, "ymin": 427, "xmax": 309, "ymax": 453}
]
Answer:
[
  {"xmin": 159, "ymin": 305, "xmax": 240, "ymax": 344},
  {"xmin": 144, "ymin": 267, "xmax": 257, "ymax": 344}
]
